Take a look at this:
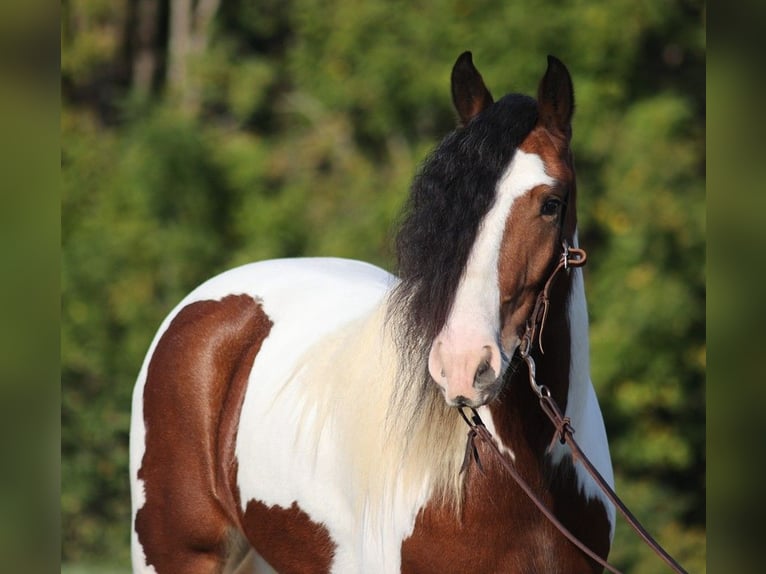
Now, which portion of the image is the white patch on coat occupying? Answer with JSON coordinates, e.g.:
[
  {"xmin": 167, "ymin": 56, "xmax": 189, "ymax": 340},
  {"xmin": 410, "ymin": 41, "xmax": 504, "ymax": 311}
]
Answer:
[{"xmin": 477, "ymin": 405, "xmax": 516, "ymax": 462}]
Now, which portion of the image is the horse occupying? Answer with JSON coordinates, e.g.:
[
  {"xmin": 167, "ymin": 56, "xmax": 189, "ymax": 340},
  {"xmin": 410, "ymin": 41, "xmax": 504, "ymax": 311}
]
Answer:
[{"xmin": 130, "ymin": 51, "xmax": 616, "ymax": 574}]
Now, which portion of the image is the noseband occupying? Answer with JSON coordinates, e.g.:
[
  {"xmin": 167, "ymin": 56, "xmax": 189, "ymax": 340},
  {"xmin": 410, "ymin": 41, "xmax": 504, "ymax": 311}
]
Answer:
[{"xmin": 458, "ymin": 242, "xmax": 689, "ymax": 574}]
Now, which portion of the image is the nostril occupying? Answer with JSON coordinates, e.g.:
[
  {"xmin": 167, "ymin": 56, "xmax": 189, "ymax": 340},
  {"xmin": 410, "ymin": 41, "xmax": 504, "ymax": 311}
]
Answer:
[
  {"xmin": 474, "ymin": 345, "xmax": 497, "ymax": 386},
  {"xmin": 474, "ymin": 362, "xmax": 494, "ymax": 386}
]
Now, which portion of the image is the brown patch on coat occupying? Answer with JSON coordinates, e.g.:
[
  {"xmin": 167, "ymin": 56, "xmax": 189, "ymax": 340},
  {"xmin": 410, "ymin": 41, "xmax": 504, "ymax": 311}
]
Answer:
[
  {"xmin": 402, "ymin": 458, "xmax": 610, "ymax": 573},
  {"xmin": 239, "ymin": 499, "xmax": 336, "ymax": 574},
  {"xmin": 519, "ymin": 125, "xmax": 573, "ymax": 183},
  {"xmin": 135, "ymin": 294, "xmax": 272, "ymax": 574}
]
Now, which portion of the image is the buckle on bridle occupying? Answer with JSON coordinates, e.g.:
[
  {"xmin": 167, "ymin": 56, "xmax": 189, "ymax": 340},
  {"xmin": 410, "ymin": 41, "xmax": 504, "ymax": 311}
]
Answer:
[
  {"xmin": 562, "ymin": 241, "xmax": 587, "ymax": 269},
  {"xmin": 519, "ymin": 328, "xmax": 534, "ymax": 359}
]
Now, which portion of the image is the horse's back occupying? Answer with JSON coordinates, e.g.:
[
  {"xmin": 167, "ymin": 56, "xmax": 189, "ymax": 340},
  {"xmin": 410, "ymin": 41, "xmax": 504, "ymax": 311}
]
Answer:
[
  {"xmin": 129, "ymin": 258, "xmax": 394, "ymax": 574},
  {"xmin": 169, "ymin": 257, "xmax": 393, "ymax": 323}
]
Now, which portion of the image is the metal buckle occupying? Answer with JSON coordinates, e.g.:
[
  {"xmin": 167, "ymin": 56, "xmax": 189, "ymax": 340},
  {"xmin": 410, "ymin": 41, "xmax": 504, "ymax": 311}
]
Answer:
[{"xmin": 522, "ymin": 352, "xmax": 544, "ymax": 399}]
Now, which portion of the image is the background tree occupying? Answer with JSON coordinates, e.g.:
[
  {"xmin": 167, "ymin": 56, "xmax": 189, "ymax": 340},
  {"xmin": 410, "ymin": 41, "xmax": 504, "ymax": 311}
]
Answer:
[{"xmin": 62, "ymin": 0, "xmax": 706, "ymax": 569}]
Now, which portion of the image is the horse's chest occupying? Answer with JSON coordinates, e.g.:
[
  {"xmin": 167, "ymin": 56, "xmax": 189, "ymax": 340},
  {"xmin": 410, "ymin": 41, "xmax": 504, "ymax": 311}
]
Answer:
[{"xmin": 400, "ymin": 458, "xmax": 611, "ymax": 574}]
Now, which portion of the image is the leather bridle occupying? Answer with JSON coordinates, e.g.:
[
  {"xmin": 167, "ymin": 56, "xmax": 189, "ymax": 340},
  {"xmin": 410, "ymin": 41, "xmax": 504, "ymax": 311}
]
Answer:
[{"xmin": 458, "ymin": 242, "xmax": 689, "ymax": 574}]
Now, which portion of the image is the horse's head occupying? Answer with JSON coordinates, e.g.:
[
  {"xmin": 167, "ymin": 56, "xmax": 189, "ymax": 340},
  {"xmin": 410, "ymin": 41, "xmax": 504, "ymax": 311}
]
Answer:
[{"xmin": 395, "ymin": 52, "xmax": 578, "ymax": 409}]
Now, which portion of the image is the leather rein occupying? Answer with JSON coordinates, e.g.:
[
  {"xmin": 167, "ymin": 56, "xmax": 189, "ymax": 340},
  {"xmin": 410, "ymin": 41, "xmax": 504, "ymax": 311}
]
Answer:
[{"xmin": 457, "ymin": 242, "xmax": 689, "ymax": 574}]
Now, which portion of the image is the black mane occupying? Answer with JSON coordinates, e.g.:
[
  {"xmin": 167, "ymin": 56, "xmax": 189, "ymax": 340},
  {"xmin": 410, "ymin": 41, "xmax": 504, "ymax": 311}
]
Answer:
[{"xmin": 390, "ymin": 93, "xmax": 539, "ymax": 363}]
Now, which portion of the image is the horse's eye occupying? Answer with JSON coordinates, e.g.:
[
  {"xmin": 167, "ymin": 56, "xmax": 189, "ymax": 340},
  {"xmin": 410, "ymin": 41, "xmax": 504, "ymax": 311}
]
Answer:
[{"xmin": 541, "ymin": 197, "xmax": 562, "ymax": 217}]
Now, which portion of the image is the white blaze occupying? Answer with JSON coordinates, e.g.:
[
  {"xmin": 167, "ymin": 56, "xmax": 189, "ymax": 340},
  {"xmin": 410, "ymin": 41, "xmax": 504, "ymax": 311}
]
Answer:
[{"xmin": 428, "ymin": 150, "xmax": 554, "ymax": 402}]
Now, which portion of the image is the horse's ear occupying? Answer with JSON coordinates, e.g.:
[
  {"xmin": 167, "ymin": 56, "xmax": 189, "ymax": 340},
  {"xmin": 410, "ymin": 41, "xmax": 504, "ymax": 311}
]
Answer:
[
  {"xmin": 537, "ymin": 55, "xmax": 574, "ymax": 140},
  {"xmin": 451, "ymin": 51, "xmax": 494, "ymax": 126}
]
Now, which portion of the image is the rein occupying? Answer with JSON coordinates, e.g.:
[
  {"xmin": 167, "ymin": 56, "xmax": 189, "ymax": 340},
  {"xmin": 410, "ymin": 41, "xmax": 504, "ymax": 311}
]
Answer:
[{"xmin": 458, "ymin": 242, "xmax": 689, "ymax": 574}]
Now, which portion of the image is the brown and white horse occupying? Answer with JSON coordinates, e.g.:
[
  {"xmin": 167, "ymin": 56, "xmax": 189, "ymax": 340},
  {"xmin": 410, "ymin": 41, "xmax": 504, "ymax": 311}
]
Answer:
[{"xmin": 130, "ymin": 52, "xmax": 615, "ymax": 573}]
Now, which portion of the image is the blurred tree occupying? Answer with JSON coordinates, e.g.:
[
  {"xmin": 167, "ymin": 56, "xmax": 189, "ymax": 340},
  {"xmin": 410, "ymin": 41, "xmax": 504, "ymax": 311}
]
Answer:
[
  {"xmin": 130, "ymin": 0, "xmax": 162, "ymax": 97},
  {"xmin": 62, "ymin": 0, "xmax": 705, "ymax": 568},
  {"xmin": 167, "ymin": 0, "xmax": 220, "ymax": 110}
]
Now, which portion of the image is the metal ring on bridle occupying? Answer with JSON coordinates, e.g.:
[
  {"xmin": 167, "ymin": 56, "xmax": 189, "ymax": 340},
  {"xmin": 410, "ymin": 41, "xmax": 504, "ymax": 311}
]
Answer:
[{"xmin": 522, "ymin": 352, "xmax": 543, "ymax": 398}]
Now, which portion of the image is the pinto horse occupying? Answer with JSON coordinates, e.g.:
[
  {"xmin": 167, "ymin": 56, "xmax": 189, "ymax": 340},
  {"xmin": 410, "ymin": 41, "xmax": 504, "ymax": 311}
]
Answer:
[{"xmin": 130, "ymin": 52, "xmax": 616, "ymax": 573}]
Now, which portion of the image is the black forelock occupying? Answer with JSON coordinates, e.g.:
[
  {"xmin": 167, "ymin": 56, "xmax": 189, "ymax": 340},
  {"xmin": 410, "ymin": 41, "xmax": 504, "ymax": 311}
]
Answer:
[{"xmin": 389, "ymin": 94, "xmax": 539, "ymax": 357}]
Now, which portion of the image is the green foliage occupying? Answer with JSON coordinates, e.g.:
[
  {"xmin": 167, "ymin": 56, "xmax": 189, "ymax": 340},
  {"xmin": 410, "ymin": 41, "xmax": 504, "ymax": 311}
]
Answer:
[
  {"xmin": 61, "ymin": 0, "xmax": 127, "ymax": 88},
  {"xmin": 62, "ymin": 0, "xmax": 705, "ymax": 568}
]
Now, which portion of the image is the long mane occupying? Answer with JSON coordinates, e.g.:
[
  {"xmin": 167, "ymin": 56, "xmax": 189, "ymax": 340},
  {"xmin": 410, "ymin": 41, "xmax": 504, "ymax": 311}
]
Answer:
[{"xmin": 387, "ymin": 94, "xmax": 539, "ymax": 407}]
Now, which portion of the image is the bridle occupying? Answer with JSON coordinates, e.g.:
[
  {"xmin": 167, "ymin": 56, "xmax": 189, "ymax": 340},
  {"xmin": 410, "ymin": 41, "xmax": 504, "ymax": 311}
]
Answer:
[
  {"xmin": 521, "ymin": 240, "xmax": 588, "ymax": 357},
  {"xmin": 458, "ymin": 242, "xmax": 689, "ymax": 574}
]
